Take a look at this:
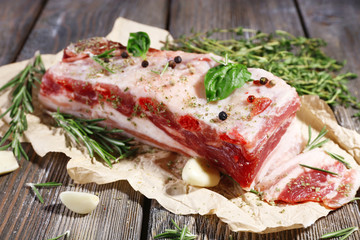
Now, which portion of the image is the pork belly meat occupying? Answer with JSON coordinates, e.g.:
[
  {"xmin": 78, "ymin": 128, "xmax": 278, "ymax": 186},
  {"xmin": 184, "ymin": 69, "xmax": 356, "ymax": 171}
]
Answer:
[
  {"xmin": 39, "ymin": 37, "xmax": 300, "ymax": 188},
  {"xmin": 251, "ymin": 118, "xmax": 360, "ymax": 209}
]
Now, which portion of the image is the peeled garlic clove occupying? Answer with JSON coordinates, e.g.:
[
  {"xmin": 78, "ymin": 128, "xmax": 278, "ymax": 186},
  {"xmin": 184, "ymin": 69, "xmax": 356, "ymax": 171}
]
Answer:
[
  {"xmin": 182, "ymin": 157, "xmax": 220, "ymax": 187},
  {"xmin": 60, "ymin": 191, "xmax": 99, "ymax": 214},
  {"xmin": 0, "ymin": 151, "xmax": 19, "ymax": 175}
]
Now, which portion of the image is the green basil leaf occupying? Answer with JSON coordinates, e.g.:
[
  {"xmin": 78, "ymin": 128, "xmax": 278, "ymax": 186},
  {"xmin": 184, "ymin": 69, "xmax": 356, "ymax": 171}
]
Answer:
[
  {"xmin": 127, "ymin": 32, "xmax": 150, "ymax": 59},
  {"xmin": 205, "ymin": 63, "xmax": 251, "ymax": 102}
]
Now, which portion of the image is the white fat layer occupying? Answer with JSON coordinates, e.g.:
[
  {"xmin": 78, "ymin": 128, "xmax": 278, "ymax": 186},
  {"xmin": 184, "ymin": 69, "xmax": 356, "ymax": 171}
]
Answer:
[
  {"xmin": 50, "ymin": 50, "xmax": 299, "ymax": 152},
  {"xmin": 248, "ymin": 117, "xmax": 307, "ymax": 190},
  {"xmin": 39, "ymin": 94, "xmax": 198, "ymax": 156}
]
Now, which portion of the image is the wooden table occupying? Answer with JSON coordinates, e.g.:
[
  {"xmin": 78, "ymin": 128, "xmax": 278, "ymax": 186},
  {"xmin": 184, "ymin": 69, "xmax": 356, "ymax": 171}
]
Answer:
[{"xmin": 1, "ymin": 0, "xmax": 359, "ymax": 239}]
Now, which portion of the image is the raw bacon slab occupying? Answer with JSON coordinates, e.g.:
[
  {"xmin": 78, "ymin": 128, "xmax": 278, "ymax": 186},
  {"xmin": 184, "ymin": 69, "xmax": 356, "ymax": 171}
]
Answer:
[
  {"xmin": 256, "ymin": 148, "xmax": 360, "ymax": 208},
  {"xmin": 39, "ymin": 37, "xmax": 301, "ymax": 188},
  {"xmin": 251, "ymin": 118, "xmax": 360, "ymax": 208}
]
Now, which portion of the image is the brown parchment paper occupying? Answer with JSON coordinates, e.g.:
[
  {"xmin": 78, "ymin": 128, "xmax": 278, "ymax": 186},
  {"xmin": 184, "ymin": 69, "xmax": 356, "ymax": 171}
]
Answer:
[{"xmin": 0, "ymin": 18, "xmax": 359, "ymax": 233}]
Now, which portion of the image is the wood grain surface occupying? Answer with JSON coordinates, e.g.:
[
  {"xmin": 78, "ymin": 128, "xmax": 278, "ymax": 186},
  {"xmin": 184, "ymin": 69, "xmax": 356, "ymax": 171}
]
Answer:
[
  {"xmin": 0, "ymin": 0, "xmax": 46, "ymax": 65},
  {"xmin": 0, "ymin": 0, "xmax": 359, "ymax": 239}
]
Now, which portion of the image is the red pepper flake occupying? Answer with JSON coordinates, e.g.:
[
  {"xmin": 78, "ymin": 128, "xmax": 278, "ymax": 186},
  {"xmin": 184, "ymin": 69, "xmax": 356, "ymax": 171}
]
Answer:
[
  {"xmin": 253, "ymin": 80, "xmax": 261, "ymax": 85},
  {"xmin": 178, "ymin": 115, "xmax": 200, "ymax": 132},
  {"xmin": 247, "ymin": 95, "xmax": 255, "ymax": 103},
  {"xmin": 250, "ymin": 97, "xmax": 272, "ymax": 117}
]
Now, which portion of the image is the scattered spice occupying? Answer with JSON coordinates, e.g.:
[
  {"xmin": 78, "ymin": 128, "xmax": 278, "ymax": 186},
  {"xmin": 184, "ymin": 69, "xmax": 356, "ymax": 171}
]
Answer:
[
  {"xmin": 218, "ymin": 111, "xmax": 228, "ymax": 121},
  {"xmin": 168, "ymin": 60, "xmax": 176, "ymax": 69},
  {"xmin": 259, "ymin": 77, "xmax": 268, "ymax": 85},
  {"xmin": 174, "ymin": 55, "xmax": 182, "ymax": 63},
  {"xmin": 247, "ymin": 95, "xmax": 255, "ymax": 103},
  {"xmin": 253, "ymin": 80, "xmax": 260, "ymax": 85},
  {"xmin": 268, "ymin": 80, "xmax": 275, "ymax": 87},
  {"xmin": 141, "ymin": 60, "xmax": 149, "ymax": 68},
  {"xmin": 121, "ymin": 51, "xmax": 129, "ymax": 58}
]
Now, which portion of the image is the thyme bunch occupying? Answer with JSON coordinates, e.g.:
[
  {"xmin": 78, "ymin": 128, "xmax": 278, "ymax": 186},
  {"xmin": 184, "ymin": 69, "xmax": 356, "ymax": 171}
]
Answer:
[
  {"xmin": 164, "ymin": 28, "xmax": 359, "ymax": 113},
  {"xmin": 0, "ymin": 53, "xmax": 45, "ymax": 160},
  {"xmin": 51, "ymin": 111, "xmax": 136, "ymax": 167}
]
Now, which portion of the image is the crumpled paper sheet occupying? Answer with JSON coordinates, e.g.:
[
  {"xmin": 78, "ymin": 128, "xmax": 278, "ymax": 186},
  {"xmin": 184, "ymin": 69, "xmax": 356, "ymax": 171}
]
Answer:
[{"xmin": 0, "ymin": 17, "xmax": 359, "ymax": 233}]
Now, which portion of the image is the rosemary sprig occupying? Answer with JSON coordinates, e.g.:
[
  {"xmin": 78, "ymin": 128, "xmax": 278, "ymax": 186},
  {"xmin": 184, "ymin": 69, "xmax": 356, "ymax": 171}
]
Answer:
[
  {"xmin": 51, "ymin": 111, "xmax": 135, "ymax": 167},
  {"xmin": 154, "ymin": 219, "xmax": 197, "ymax": 240},
  {"xmin": 304, "ymin": 126, "xmax": 329, "ymax": 152},
  {"xmin": 91, "ymin": 48, "xmax": 115, "ymax": 73},
  {"xmin": 299, "ymin": 164, "xmax": 338, "ymax": 175},
  {"xmin": 325, "ymin": 151, "xmax": 351, "ymax": 169},
  {"xmin": 47, "ymin": 230, "xmax": 70, "ymax": 240},
  {"xmin": 164, "ymin": 28, "xmax": 360, "ymax": 114},
  {"xmin": 26, "ymin": 182, "xmax": 62, "ymax": 204},
  {"xmin": 0, "ymin": 53, "xmax": 45, "ymax": 160},
  {"xmin": 320, "ymin": 226, "xmax": 358, "ymax": 240}
]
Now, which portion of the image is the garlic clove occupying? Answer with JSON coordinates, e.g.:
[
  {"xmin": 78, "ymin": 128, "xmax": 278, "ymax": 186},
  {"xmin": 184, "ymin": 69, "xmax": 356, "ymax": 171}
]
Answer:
[
  {"xmin": 182, "ymin": 157, "xmax": 220, "ymax": 187},
  {"xmin": 60, "ymin": 191, "xmax": 99, "ymax": 214},
  {"xmin": 0, "ymin": 151, "xmax": 19, "ymax": 175}
]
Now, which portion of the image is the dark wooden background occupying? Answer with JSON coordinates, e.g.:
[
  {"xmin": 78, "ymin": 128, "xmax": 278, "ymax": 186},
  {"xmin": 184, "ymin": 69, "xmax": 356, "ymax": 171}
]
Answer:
[{"xmin": 0, "ymin": 0, "xmax": 359, "ymax": 239}]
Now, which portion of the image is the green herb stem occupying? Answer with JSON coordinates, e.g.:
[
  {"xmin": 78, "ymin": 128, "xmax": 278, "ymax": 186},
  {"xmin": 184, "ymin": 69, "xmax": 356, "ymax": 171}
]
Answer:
[
  {"xmin": 304, "ymin": 126, "xmax": 329, "ymax": 152},
  {"xmin": 26, "ymin": 182, "xmax": 62, "ymax": 204},
  {"xmin": 47, "ymin": 230, "xmax": 70, "ymax": 240},
  {"xmin": 320, "ymin": 226, "xmax": 358, "ymax": 239},
  {"xmin": 325, "ymin": 151, "xmax": 351, "ymax": 169},
  {"xmin": 299, "ymin": 164, "xmax": 338, "ymax": 175},
  {"xmin": 91, "ymin": 48, "xmax": 115, "ymax": 73},
  {"xmin": 51, "ymin": 111, "xmax": 135, "ymax": 167},
  {"xmin": 154, "ymin": 219, "xmax": 197, "ymax": 240},
  {"xmin": 0, "ymin": 53, "xmax": 45, "ymax": 160}
]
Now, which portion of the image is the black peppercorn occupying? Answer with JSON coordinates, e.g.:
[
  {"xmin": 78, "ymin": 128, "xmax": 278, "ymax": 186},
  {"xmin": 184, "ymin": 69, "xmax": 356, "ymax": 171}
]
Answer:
[
  {"xmin": 121, "ymin": 51, "xmax": 129, "ymax": 58},
  {"xmin": 103, "ymin": 58, "xmax": 110, "ymax": 63},
  {"xmin": 174, "ymin": 56, "xmax": 182, "ymax": 63},
  {"xmin": 259, "ymin": 77, "xmax": 268, "ymax": 85},
  {"xmin": 219, "ymin": 111, "xmax": 227, "ymax": 121},
  {"xmin": 169, "ymin": 60, "xmax": 176, "ymax": 69},
  {"xmin": 141, "ymin": 60, "xmax": 149, "ymax": 68}
]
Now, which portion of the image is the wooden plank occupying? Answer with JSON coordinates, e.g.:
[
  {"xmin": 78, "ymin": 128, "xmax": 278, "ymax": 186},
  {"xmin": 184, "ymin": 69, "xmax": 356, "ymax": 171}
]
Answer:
[
  {"xmin": 146, "ymin": 0, "xmax": 360, "ymax": 239},
  {"xmin": 0, "ymin": 0, "xmax": 45, "ymax": 65},
  {"xmin": 0, "ymin": 0, "xmax": 168, "ymax": 239},
  {"xmin": 16, "ymin": 0, "xmax": 169, "ymax": 61},
  {"xmin": 0, "ymin": 148, "xmax": 143, "ymax": 239},
  {"xmin": 169, "ymin": 0, "xmax": 304, "ymax": 38}
]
